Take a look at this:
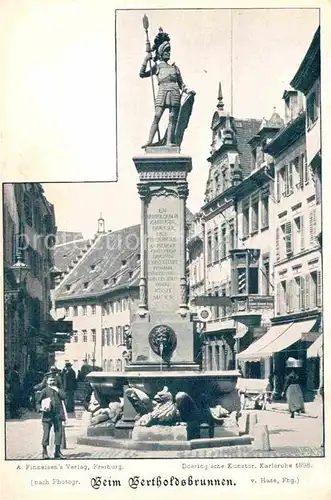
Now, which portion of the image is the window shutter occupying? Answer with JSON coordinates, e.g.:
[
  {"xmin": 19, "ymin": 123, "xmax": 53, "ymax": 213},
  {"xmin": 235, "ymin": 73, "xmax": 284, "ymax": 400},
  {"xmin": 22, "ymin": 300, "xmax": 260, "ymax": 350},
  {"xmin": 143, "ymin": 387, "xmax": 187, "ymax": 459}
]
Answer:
[
  {"xmin": 287, "ymin": 280, "xmax": 293, "ymax": 312},
  {"xmin": 288, "ymin": 164, "xmax": 293, "ymax": 194},
  {"xmin": 316, "ymin": 270, "xmax": 322, "ymax": 308},
  {"xmin": 276, "ymin": 283, "xmax": 281, "ymax": 315},
  {"xmin": 276, "ymin": 228, "xmax": 280, "ymax": 260},
  {"xmin": 299, "ymin": 276, "xmax": 305, "ymax": 310},
  {"xmin": 285, "ymin": 221, "xmax": 292, "ymax": 254},
  {"xmin": 309, "ymin": 209, "xmax": 316, "ymax": 245},
  {"xmin": 304, "ymin": 151, "xmax": 309, "ymax": 184},
  {"xmin": 299, "ymin": 155, "xmax": 304, "ymax": 188},
  {"xmin": 285, "ymin": 281, "xmax": 291, "ymax": 313},
  {"xmin": 276, "ymin": 172, "xmax": 280, "ymax": 202},
  {"xmin": 300, "ymin": 216, "xmax": 305, "ymax": 251},
  {"xmin": 305, "ymin": 275, "xmax": 310, "ymax": 310}
]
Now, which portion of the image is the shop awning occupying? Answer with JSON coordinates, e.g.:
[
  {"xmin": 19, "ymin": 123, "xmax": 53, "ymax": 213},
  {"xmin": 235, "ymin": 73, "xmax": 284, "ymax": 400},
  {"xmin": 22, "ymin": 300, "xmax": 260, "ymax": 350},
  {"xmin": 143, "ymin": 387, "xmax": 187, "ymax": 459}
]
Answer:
[
  {"xmin": 237, "ymin": 323, "xmax": 293, "ymax": 361},
  {"xmin": 307, "ymin": 335, "xmax": 323, "ymax": 358},
  {"xmin": 237, "ymin": 319, "xmax": 317, "ymax": 361}
]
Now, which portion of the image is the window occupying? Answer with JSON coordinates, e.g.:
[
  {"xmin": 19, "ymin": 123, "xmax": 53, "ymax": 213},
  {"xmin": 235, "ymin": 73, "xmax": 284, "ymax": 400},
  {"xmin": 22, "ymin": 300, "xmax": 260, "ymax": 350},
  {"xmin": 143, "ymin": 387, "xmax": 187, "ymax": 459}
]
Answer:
[
  {"xmin": 82, "ymin": 330, "xmax": 87, "ymax": 343},
  {"xmin": 109, "ymin": 359, "xmax": 114, "ymax": 371},
  {"xmin": 103, "ymin": 359, "xmax": 107, "ymax": 370},
  {"xmin": 307, "ymin": 89, "xmax": 318, "ymax": 128},
  {"xmin": 220, "ymin": 288, "xmax": 227, "ymax": 318},
  {"xmin": 242, "ymin": 204, "xmax": 249, "ymax": 237},
  {"xmin": 83, "ymin": 282, "xmax": 89, "ymax": 289},
  {"xmin": 109, "ymin": 327, "xmax": 114, "ymax": 345},
  {"xmin": 309, "ymin": 209, "xmax": 317, "ymax": 246},
  {"xmin": 248, "ymin": 268, "xmax": 259, "ymax": 294},
  {"xmin": 109, "ymin": 302, "xmax": 114, "ymax": 314},
  {"xmin": 261, "ymin": 255, "xmax": 270, "ymax": 295},
  {"xmin": 73, "ymin": 330, "xmax": 78, "ymax": 343},
  {"xmin": 260, "ymin": 195, "xmax": 269, "ymax": 228},
  {"xmin": 115, "ymin": 359, "xmax": 122, "ymax": 372},
  {"xmin": 106, "ymin": 328, "xmax": 110, "ymax": 346},
  {"xmin": 220, "ymin": 226, "xmax": 227, "ymax": 259},
  {"xmin": 116, "ymin": 326, "xmax": 122, "ymax": 345},
  {"xmin": 294, "ymin": 216, "xmax": 304, "ymax": 253},
  {"xmin": 103, "ymin": 279, "xmax": 109, "ymax": 287},
  {"xmin": 82, "ymin": 305, "xmax": 87, "ymax": 316},
  {"xmin": 207, "ymin": 232, "xmax": 212, "ymax": 265},
  {"xmin": 64, "ymin": 306, "xmax": 69, "ymax": 317},
  {"xmin": 280, "ymin": 280, "xmax": 287, "ymax": 315},
  {"xmin": 91, "ymin": 329, "xmax": 96, "ymax": 343},
  {"xmin": 228, "ymin": 221, "xmax": 235, "ymax": 251},
  {"xmin": 122, "ymin": 298, "xmax": 128, "ymax": 311},
  {"xmin": 280, "ymin": 222, "xmax": 292, "ymax": 257},
  {"xmin": 73, "ymin": 306, "xmax": 78, "ymax": 316},
  {"xmin": 293, "ymin": 156, "xmax": 304, "ymax": 189},
  {"xmin": 214, "ymin": 228, "xmax": 219, "ymax": 262},
  {"xmin": 91, "ymin": 305, "xmax": 96, "ymax": 315},
  {"xmin": 310, "ymin": 271, "xmax": 322, "ymax": 309},
  {"xmin": 294, "ymin": 277, "xmax": 301, "ymax": 312},
  {"xmin": 102, "ymin": 328, "xmax": 105, "ymax": 346},
  {"xmin": 303, "ymin": 152, "xmax": 309, "ymax": 184},
  {"xmin": 237, "ymin": 268, "xmax": 247, "ymax": 295},
  {"xmin": 251, "ymin": 199, "xmax": 259, "ymax": 233}
]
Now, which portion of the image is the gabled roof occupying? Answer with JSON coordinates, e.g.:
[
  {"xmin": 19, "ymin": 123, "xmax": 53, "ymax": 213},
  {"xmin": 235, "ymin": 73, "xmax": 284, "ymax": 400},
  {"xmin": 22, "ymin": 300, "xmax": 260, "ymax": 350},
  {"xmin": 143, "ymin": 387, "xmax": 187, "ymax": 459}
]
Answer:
[
  {"xmin": 54, "ymin": 224, "xmax": 140, "ymax": 302},
  {"xmin": 290, "ymin": 27, "xmax": 320, "ymax": 94},
  {"xmin": 54, "ymin": 238, "xmax": 93, "ymax": 271}
]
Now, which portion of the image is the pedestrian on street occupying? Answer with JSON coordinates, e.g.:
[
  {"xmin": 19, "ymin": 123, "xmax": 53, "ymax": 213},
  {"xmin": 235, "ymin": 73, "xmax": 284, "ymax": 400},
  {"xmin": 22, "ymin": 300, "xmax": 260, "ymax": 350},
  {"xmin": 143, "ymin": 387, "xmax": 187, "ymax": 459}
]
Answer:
[
  {"xmin": 282, "ymin": 368, "xmax": 305, "ymax": 418},
  {"xmin": 8, "ymin": 365, "xmax": 22, "ymax": 418},
  {"xmin": 62, "ymin": 362, "xmax": 77, "ymax": 413},
  {"xmin": 38, "ymin": 373, "xmax": 67, "ymax": 460}
]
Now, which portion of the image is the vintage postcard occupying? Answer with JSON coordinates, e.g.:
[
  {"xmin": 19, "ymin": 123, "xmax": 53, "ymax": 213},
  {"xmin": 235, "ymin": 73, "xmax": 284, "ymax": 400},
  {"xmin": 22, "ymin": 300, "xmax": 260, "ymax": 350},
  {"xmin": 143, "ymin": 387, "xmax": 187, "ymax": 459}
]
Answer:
[{"xmin": 1, "ymin": 1, "xmax": 330, "ymax": 500}]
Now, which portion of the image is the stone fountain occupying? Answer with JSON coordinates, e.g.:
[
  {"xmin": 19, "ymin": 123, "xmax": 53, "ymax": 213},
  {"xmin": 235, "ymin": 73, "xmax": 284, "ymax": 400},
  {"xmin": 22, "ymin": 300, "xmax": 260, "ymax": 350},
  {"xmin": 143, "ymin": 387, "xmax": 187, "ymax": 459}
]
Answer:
[{"xmin": 78, "ymin": 21, "xmax": 248, "ymax": 451}]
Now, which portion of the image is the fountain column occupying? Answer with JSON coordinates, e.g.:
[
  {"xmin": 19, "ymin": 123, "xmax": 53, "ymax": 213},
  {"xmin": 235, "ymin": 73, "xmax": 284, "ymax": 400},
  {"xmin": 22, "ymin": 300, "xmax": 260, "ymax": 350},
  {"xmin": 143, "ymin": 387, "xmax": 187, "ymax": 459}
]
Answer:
[{"xmin": 126, "ymin": 148, "xmax": 199, "ymax": 372}]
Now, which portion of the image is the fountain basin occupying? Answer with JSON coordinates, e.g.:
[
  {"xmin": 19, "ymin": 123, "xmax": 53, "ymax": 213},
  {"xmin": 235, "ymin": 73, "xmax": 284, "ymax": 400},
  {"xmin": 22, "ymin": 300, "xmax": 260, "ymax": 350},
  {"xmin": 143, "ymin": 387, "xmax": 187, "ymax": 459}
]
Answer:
[{"xmin": 87, "ymin": 370, "xmax": 239, "ymax": 408}]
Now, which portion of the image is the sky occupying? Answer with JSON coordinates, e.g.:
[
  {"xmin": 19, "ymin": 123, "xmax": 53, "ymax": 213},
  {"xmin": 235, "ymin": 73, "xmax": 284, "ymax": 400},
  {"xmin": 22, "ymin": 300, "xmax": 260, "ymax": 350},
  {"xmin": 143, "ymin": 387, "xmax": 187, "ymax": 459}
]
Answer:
[{"xmin": 1, "ymin": 3, "xmax": 319, "ymax": 237}]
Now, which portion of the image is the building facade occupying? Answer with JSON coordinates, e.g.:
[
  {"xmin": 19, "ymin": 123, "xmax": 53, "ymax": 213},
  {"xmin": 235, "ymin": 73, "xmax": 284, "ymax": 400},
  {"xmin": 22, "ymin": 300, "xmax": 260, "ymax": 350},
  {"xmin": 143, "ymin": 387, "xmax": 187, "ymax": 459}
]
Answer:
[
  {"xmin": 4, "ymin": 183, "xmax": 57, "ymax": 379},
  {"xmin": 53, "ymin": 221, "xmax": 140, "ymax": 372},
  {"xmin": 237, "ymin": 51, "xmax": 321, "ymax": 397}
]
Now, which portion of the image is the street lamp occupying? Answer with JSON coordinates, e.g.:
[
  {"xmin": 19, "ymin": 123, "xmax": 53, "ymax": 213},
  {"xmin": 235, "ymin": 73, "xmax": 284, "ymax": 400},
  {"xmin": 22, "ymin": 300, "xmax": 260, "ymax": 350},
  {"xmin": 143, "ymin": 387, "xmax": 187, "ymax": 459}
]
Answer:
[{"xmin": 11, "ymin": 256, "xmax": 30, "ymax": 287}]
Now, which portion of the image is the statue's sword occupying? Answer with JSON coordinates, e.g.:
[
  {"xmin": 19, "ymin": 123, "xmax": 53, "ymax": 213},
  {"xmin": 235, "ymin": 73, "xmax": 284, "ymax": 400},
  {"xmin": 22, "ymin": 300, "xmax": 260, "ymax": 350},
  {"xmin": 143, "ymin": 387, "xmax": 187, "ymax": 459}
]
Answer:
[{"xmin": 142, "ymin": 15, "xmax": 161, "ymax": 143}]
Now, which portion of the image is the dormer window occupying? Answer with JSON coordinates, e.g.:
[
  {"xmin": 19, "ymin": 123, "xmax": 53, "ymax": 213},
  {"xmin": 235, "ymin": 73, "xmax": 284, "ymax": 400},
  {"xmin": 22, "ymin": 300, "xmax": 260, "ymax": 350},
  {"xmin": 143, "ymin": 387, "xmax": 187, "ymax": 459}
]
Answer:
[
  {"xmin": 90, "ymin": 264, "xmax": 96, "ymax": 272},
  {"xmin": 66, "ymin": 284, "xmax": 71, "ymax": 291},
  {"xmin": 103, "ymin": 278, "xmax": 109, "ymax": 286},
  {"xmin": 137, "ymin": 254, "xmax": 141, "ymax": 263},
  {"xmin": 83, "ymin": 282, "xmax": 89, "ymax": 289},
  {"xmin": 121, "ymin": 259, "xmax": 127, "ymax": 267},
  {"xmin": 128, "ymin": 271, "xmax": 133, "ymax": 279},
  {"xmin": 113, "ymin": 277, "xmax": 117, "ymax": 285}
]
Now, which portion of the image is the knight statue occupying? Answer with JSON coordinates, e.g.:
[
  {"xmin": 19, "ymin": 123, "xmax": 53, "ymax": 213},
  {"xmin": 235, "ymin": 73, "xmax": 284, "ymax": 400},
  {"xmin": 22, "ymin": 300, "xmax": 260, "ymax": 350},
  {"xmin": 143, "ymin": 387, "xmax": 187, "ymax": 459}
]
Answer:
[{"xmin": 140, "ymin": 18, "xmax": 195, "ymax": 149}]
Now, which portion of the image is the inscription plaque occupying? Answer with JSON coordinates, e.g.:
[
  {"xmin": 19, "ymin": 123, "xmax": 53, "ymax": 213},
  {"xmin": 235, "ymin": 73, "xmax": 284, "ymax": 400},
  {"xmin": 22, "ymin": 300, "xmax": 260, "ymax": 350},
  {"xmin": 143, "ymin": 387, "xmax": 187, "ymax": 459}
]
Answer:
[{"xmin": 147, "ymin": 195, "xmax": 181, "ymax": 312}]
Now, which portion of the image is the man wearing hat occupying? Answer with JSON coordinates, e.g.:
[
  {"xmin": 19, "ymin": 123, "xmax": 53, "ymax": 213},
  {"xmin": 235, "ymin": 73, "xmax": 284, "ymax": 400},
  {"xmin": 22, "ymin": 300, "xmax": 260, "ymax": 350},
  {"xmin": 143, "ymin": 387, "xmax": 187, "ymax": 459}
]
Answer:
[
  {"xmin": 38, "ymin": 373, "xmax": 67, "ymax": 459},
  {"xmin": 62, "ymin": 362, "xmax": 77, "ymax": 413}
]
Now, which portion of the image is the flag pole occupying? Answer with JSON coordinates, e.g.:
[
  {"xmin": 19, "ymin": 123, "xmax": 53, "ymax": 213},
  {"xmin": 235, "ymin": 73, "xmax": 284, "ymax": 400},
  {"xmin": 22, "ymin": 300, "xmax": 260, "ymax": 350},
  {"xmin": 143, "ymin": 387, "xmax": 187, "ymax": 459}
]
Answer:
[{"xmin": 142, "ymin": 15, "xmax": 161, "ymax": 142}]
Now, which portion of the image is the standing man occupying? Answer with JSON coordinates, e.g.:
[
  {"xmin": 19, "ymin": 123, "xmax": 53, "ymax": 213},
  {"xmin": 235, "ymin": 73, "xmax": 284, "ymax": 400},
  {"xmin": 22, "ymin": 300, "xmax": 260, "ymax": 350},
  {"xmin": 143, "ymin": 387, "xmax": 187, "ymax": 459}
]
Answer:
[
  {"xmin": 62, "ymin": 362, "xmax": 77, "ymax": 413},
  {"xmin": 38, "ymin": 373, "xmax": 67, "ymax": 459}
]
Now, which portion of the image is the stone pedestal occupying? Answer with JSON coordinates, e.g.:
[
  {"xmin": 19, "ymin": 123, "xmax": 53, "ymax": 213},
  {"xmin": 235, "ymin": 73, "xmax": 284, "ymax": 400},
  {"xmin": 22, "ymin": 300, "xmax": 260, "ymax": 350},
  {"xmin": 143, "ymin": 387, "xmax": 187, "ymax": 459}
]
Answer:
[
  {"xmin": 132, "ymin": 425, "xmax": 188, "ymax": 442},
  {"xmin": 129, "ymin": 151, "xmax": 199, "ymax": 372}
]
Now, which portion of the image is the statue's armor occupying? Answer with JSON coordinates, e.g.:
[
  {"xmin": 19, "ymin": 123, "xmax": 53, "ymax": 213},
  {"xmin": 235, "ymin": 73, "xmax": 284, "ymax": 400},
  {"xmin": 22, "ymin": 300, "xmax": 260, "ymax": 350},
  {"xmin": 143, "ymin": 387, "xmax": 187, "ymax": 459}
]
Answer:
[{"xmin": 155, "ymin": 61, "xmax": 182, "ymax": 108}]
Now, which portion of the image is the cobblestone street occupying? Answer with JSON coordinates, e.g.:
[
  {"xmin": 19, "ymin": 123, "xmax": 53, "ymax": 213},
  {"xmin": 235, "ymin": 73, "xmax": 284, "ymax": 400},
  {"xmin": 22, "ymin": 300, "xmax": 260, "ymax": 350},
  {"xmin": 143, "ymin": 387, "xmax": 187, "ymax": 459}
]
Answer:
[{"xmin": 5, "ymin": 399, "xmax": 324, "ymax": 460}]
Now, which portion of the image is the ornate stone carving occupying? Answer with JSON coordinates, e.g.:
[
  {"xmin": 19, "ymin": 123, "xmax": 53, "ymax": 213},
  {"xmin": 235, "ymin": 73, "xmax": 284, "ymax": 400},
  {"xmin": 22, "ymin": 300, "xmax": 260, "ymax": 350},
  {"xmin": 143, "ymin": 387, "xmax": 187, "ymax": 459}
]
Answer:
[
  {"xmin": 139, "ymin": 277, "xmax": 147, "ymax": 308},
  {"xmin": 139, "ymin": 170, "xmax": 187, "ymax": 181},
  {"xmin": 152, "ymin": 186, "xmax": 178, "ymax": 198},
  {"xmin": 177, "ymin": 182, "xmax": 189, "ymax": 200},
  {"xmin": 137, "ymin": 183, "xmax": 150, "ymax": 200},
  {"xmin": 148, "ymin": 324, "xmax": 177, "ymax": 361},
  {"xmin": 126, "ymin": 386, "xmax": 179, "ymax": 427}
]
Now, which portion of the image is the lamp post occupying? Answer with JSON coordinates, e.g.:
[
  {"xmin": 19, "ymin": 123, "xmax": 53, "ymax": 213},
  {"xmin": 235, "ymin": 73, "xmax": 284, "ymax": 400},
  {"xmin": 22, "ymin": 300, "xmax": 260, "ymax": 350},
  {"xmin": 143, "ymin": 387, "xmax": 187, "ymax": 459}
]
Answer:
[{"xmin": 5, "ymin": 251, "xmax": 30, "ymax": 374}]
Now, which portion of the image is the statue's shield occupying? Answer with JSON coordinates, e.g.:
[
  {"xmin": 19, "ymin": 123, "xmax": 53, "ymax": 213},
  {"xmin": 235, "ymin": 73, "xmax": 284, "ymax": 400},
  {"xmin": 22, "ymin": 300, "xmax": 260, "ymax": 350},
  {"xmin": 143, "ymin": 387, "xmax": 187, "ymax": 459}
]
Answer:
[
  {"xmin": 175, "ymin": 92, "xmax": 195, "ymax": 146},
  {"xmin": 158, "ymin": 92, "xmax": 195, "ymax": 147}
]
